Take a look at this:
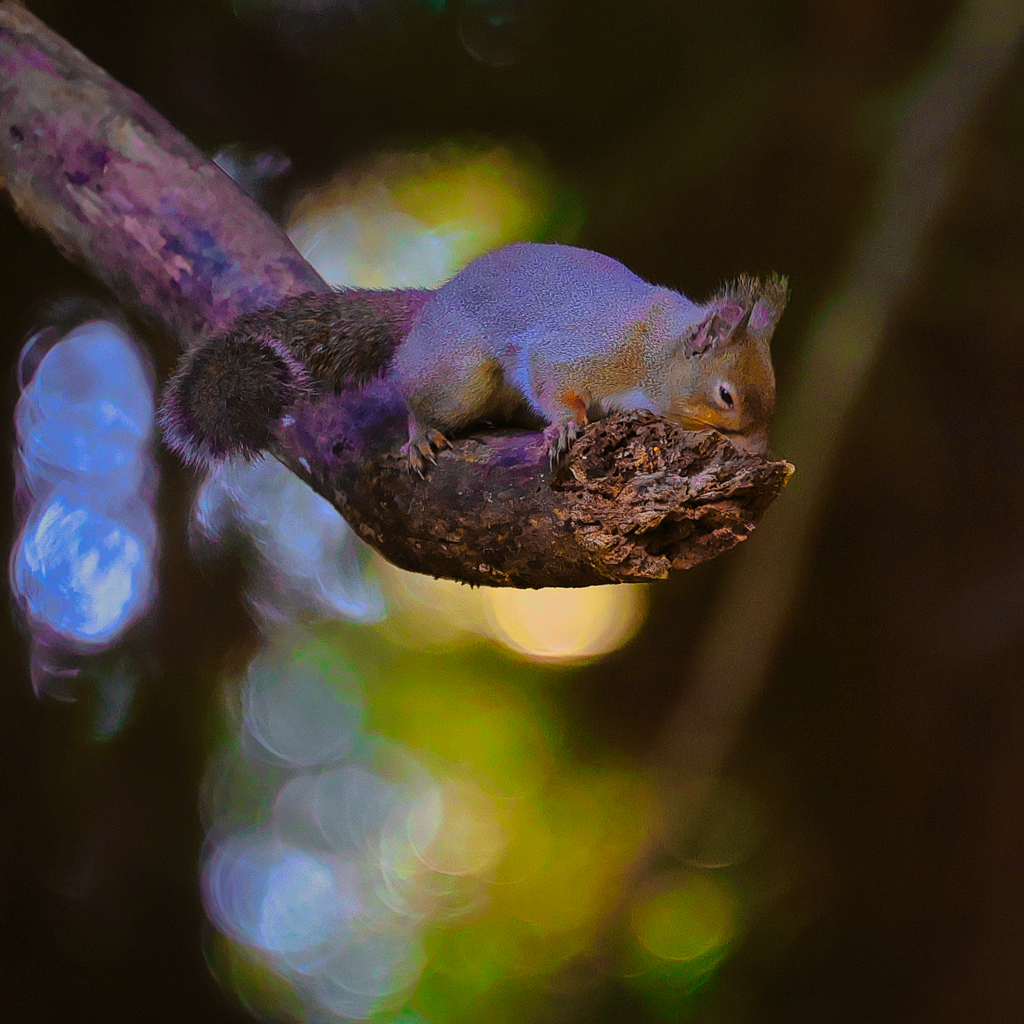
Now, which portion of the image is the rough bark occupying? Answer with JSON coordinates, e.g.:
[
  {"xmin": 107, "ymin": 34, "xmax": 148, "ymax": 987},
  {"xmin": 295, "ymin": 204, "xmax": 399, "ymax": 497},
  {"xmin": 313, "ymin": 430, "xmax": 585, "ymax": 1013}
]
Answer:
[
  {"xmin": 0, "ymin": 0, "xmax": 327, "ymax": 336},
  {"xmin": 274, "ymin": 384, "xmax": 793, "ymax": 586},
  {"xmin": 0, "ymin": 0, "xmax": 793, "ymax": 587}
]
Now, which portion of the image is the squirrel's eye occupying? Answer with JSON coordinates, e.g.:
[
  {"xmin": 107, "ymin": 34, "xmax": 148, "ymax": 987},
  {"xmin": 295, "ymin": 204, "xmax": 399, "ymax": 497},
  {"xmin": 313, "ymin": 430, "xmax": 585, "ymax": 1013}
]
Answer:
[{"xmin": 718, "ymin": 383, "xmax": 735, "ymax": 408}]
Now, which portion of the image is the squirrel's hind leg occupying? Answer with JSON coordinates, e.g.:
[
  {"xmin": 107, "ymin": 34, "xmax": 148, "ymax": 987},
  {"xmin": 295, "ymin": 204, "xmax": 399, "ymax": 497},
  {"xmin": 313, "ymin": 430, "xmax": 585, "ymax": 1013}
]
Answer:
[
  {"xmin": 541, "ymin": 391, "xmax": 590, "ymax": 466},
  {"xmin": 398, "ymin": 355, "xmax": 513, "ymax": 475}
]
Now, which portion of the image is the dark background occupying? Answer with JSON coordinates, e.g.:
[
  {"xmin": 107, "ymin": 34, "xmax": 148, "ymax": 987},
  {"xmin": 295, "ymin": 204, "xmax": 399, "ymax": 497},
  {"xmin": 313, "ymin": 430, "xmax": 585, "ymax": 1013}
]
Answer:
[{"xmin": 3, "ymin": 0, "xmax": 1024, "ymax": 1021}]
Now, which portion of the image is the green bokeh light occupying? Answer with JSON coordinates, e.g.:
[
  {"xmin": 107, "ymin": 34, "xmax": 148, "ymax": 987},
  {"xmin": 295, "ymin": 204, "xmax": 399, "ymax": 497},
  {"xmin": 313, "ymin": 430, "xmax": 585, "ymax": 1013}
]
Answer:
[{"xmin": 631, "ymin": 871, "xmax": 737, "ymax": 964}]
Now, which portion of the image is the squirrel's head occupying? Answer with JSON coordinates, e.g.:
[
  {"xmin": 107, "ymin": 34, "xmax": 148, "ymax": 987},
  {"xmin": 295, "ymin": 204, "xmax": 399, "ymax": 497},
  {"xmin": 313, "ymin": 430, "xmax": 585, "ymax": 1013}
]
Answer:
[{"xmin": 666, "ymin": 274, "xmax": 787, "ymax": 455}]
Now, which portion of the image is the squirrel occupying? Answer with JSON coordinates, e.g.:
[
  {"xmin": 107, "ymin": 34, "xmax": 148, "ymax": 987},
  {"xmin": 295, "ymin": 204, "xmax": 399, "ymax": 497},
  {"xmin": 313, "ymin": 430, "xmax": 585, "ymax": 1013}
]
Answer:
[
  {"xmin": 393, "ymin": 242, "xmax": 786, "ymax": 472},
  {"xmin": 159, "ymin": 242, "xmax": 787, "ymax": 472}
]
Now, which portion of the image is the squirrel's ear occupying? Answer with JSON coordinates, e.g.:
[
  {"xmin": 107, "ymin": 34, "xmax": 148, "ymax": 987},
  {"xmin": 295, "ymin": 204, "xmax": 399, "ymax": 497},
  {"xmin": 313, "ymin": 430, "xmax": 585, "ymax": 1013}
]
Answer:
[
  {"xmin": 684, "ymin": 299, "xmax": 746, "ymax": 356},
  {"xmin": 717, "ymin": 301, "xmax": 746, "ymax": 326},
  {"xmin": 747, "ymin": 275, "xmax": 789, "ymax": 341},
  {"xmin": 688, "ymin": 274, "xmax": 789, "ymax": 356}
]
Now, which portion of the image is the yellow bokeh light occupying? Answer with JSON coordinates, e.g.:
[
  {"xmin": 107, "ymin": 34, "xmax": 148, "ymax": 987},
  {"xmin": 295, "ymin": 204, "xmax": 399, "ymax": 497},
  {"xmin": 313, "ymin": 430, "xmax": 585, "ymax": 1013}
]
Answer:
[
  {"xmin": 286, "ymin": 142, "xmax": 567, "ymax": 289},
  {"xmin": 376, "ymin": 561, "xmax": 648, "ymax": 665},
  {"xmin": 373, "ymin": 556, "xmax": 491, "ymax": 650},
  {"xmin": 485, "ymin": 584, "xmax": 647, "ymax": 662},
  {"xmin": 631, "ymin": 871, "xmax": 738, "ymax": 963},
  {"xmin": 390, "ymin": 145, "xmax": 554, "ymax": 268},
  {"xmin": 492, "ymin": 801, "xmax": 553, "ymax": 886},
  {"xmin": 408, "ymin": 778, "xmax": 507, "ymax": 877}
]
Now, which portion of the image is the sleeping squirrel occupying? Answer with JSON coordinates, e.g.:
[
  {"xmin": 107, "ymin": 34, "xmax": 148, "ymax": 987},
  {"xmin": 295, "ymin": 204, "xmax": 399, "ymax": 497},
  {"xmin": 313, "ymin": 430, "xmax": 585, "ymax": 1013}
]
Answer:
[{"xmin": 159, "ymin": 242, "xmax": 788, "ymax": 472}]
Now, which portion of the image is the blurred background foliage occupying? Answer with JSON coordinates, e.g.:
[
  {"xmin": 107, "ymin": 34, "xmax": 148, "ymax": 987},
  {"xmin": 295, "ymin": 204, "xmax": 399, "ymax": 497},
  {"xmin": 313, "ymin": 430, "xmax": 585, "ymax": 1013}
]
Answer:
[{"xmin": 3, "ymin": 0, "xmax": 1024, "ymax": 1022}]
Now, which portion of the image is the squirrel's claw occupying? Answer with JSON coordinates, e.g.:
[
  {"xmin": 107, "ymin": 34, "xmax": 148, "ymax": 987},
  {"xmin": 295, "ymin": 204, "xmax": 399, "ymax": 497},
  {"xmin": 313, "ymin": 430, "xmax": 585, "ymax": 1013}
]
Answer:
[
  {"xmin": 400, "ymin": 442, "xmax": 428, "ymax": 477},
  {"xmin": 425, "ymin": 428, "xmax": 451, "ymax": 453},
  {"xmin": 402, "ymin": 423, "xmax": 450, "ymax": 476}
]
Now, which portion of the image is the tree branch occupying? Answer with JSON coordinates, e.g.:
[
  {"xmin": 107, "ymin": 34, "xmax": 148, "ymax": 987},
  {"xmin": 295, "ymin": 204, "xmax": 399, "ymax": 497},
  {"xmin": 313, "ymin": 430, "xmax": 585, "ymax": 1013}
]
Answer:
[
  {"xmin": 0, "ymin": 0, "xmax": 792, "ymax": 586},
  {"xmin": 0, "ymin": 0, "xmax": 327, "ymax": 336},
  {"xmin": 274, "ymin": 389, "xmax": 792, "ymax": 587}
]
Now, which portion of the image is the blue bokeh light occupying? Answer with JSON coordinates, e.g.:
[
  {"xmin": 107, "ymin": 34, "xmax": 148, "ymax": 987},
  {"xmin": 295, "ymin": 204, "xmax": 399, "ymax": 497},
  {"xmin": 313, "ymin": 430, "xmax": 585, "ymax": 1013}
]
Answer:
[
  {"xmin": 243, "ymin": 645, "xmax": 365, "ymax": 768},
  {"xmin": 12, "ymin": 491, "xmax": 155, "ymax": 645},
  {"xmin": 194, "ymin": 456, "xmax": 386, "ymax": 625},
  {"xmin": 201, "ymin": 633, "xmax": 461, "ymax": 1020},
  {"xmin": 10, "ymin": 320, "xmax": 159, "ymax": 653}
]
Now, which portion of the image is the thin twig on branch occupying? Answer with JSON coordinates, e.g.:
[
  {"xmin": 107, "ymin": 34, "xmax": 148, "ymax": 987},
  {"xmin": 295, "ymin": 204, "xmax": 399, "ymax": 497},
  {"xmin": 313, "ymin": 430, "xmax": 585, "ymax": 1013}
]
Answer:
[{"xmin": 0, "ymin": 0, "xmax": 792, "ymax": 586}]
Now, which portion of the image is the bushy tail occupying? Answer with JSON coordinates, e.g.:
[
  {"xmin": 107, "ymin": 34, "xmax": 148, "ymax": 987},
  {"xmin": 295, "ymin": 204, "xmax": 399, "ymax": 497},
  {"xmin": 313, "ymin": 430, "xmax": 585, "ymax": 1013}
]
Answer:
[
  {"xmin": 158, "ymin": 288, "xmax": 432, "ymax": 466},
  {"xmin": 159, "ymin": 329, "xmax": 313, "ymax": 466}
]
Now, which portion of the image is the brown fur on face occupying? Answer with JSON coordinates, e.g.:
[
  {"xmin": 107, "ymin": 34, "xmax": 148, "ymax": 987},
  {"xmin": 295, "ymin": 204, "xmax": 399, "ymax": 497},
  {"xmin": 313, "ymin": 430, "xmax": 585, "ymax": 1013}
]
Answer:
[{"xmin": 665, "ymin": 274, "xmax": 787, "ymax": 454}]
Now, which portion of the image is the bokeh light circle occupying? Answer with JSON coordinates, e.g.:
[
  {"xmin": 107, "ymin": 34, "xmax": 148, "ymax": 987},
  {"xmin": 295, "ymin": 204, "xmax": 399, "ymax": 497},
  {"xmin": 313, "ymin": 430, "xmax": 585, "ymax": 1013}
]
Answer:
[
  {"xmin": 631, "ymin": 871, "xmax": 738, "ymax": 963},
  {"xmin": 486, "ymin": 585, "xmax": 647, "ymax": 662}
]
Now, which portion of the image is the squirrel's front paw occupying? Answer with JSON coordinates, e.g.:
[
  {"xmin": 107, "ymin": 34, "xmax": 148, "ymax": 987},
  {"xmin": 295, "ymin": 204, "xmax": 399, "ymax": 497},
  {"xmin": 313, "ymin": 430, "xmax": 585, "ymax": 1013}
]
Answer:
[
  {"xmin": 543, "ymin": 419, "xmax": 582, "ymax": 466},
  {"xmin": 401, "ymin": 424, "xmax": 451, "ymax": 477}
]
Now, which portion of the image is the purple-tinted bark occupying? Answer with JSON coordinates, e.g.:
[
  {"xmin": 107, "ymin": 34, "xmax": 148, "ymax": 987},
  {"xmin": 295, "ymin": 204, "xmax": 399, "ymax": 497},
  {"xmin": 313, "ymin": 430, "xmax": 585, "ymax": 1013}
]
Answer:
[{"xmin": 0, "ymin": 0, "xmax": 327, "ymax": 339}]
